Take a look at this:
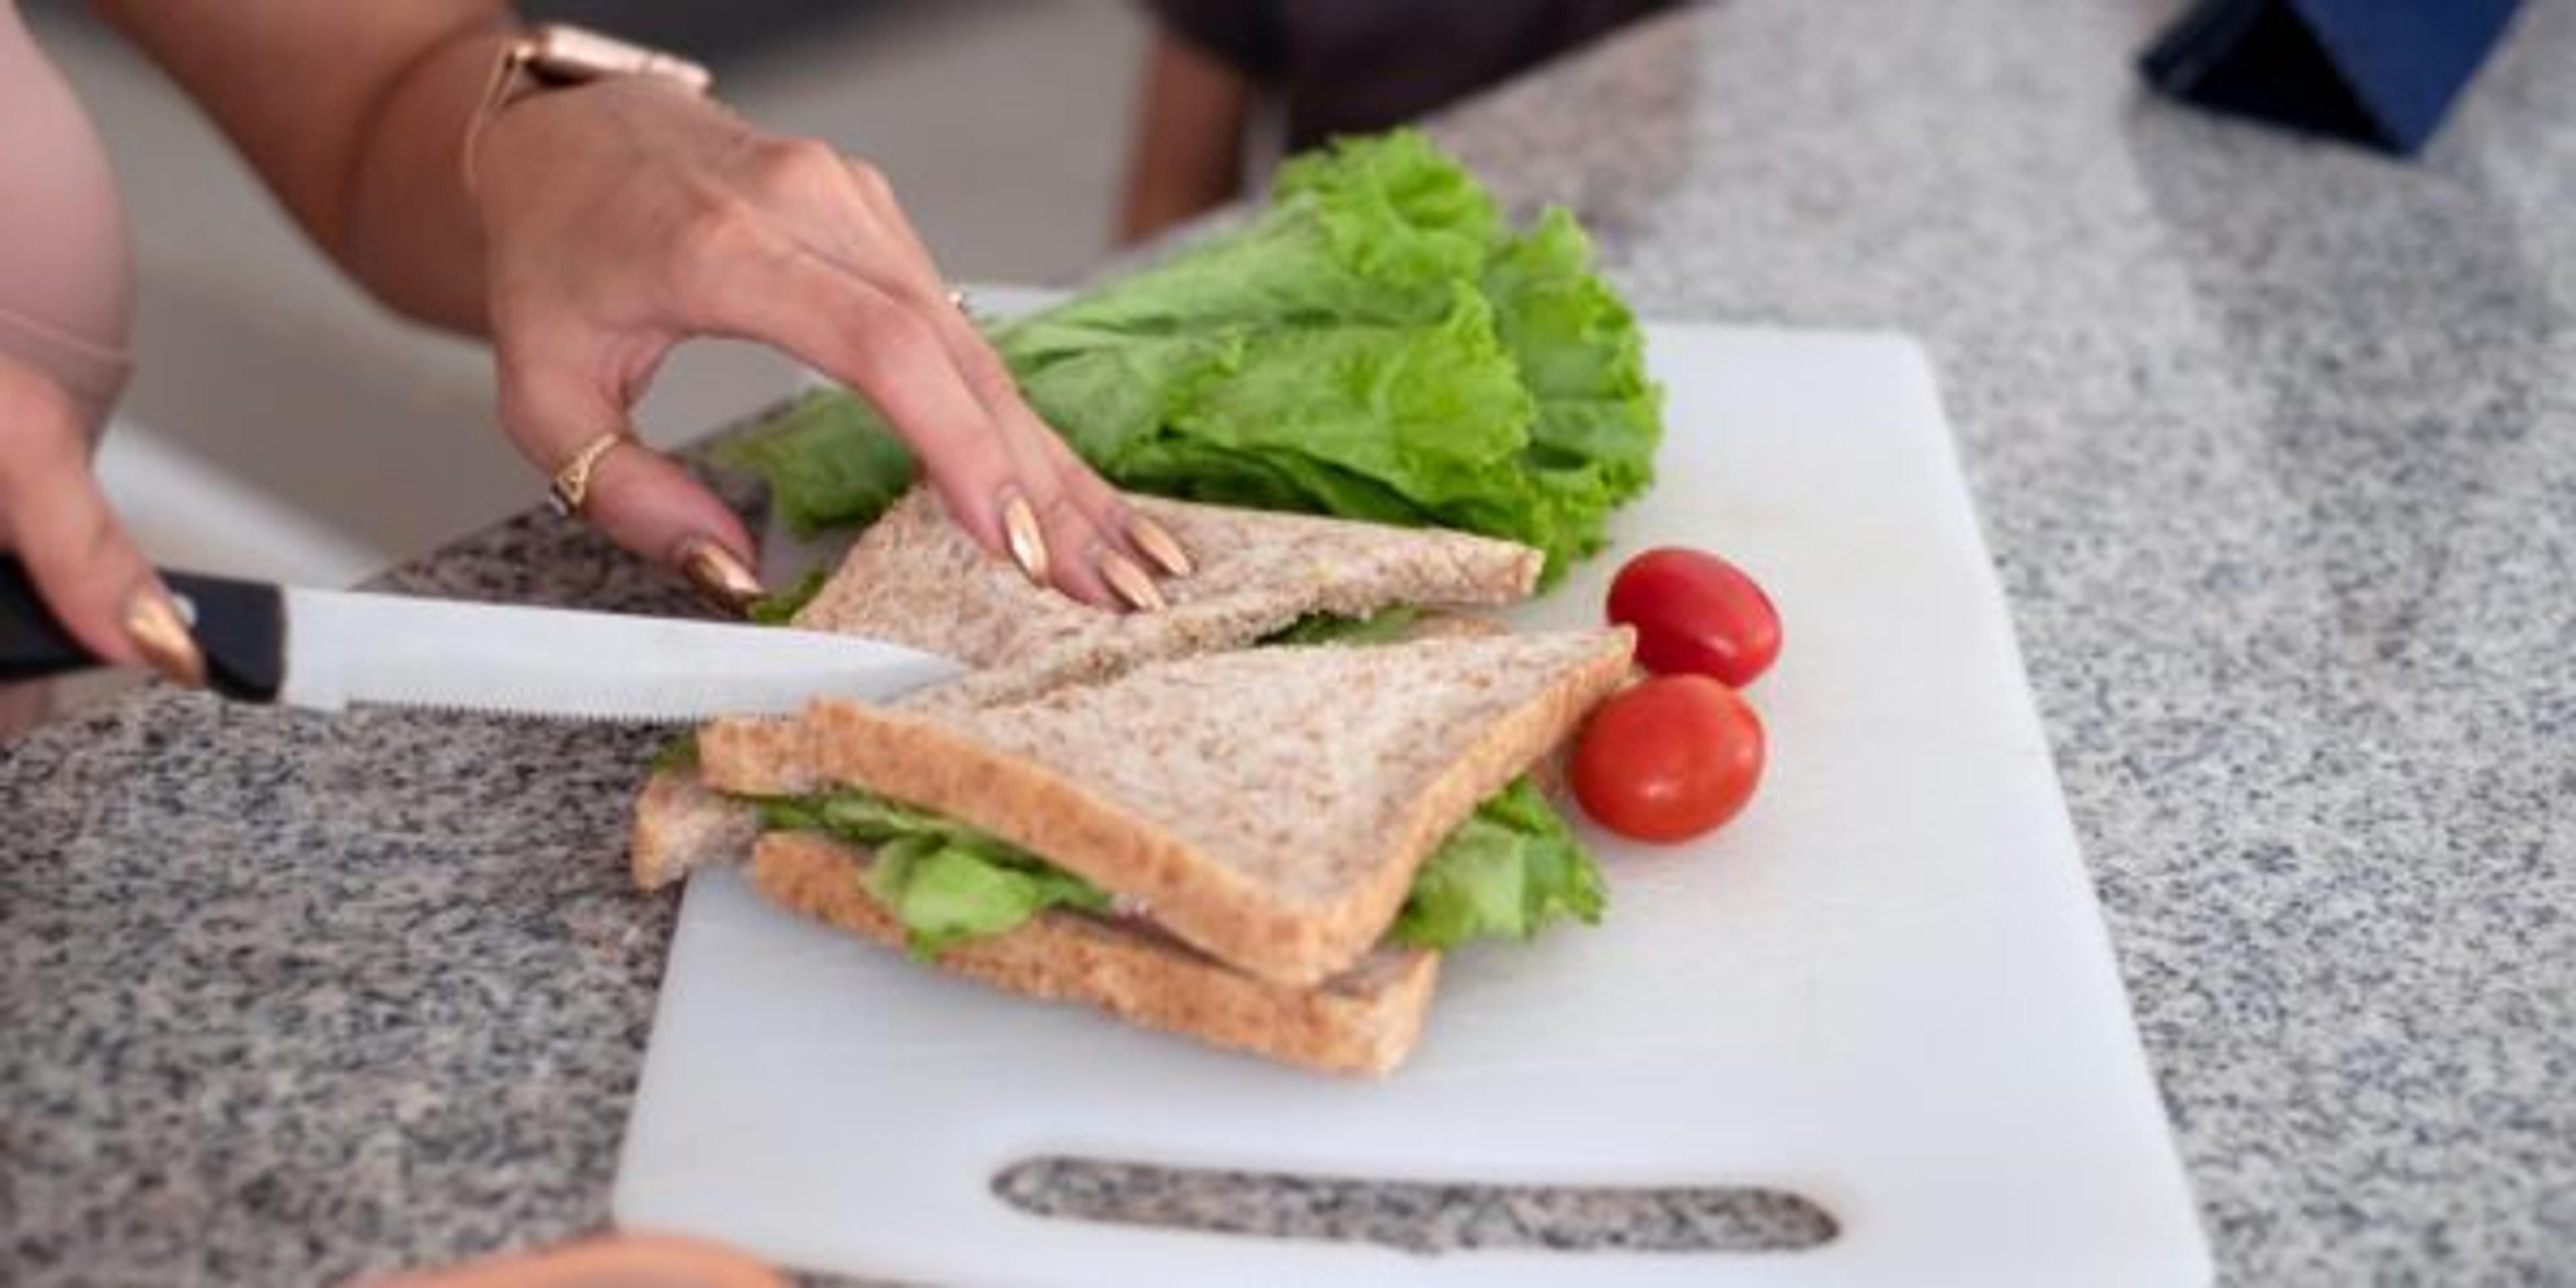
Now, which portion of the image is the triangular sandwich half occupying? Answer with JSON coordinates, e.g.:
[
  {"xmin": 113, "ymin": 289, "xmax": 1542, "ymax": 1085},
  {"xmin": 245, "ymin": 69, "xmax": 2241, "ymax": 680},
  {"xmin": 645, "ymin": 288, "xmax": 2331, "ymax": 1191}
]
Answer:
[
  {"xmin": 629, "ymin": 488, "xmax": 1629, "ymax": 1074},
  {"xmin": 696, "ymin": 629, "xmax": 1631, "ymax": 1074},
  {"xmin": 631, "ymin": 488, "xmax": 1546, "ymax": 891}
]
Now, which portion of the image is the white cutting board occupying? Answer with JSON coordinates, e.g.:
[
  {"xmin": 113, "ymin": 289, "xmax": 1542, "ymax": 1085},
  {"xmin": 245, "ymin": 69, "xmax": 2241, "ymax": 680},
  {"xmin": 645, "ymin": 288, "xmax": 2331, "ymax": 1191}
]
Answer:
[{"xmin": 613, "ymin": 314, "xmax": 2212, "ymax": 1286}]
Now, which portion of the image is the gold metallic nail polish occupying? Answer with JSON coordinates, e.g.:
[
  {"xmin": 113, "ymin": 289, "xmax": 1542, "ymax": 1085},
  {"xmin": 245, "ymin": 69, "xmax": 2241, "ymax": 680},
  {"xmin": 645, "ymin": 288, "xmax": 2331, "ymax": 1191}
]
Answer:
[
  {"xmin": 1097, "ymin": 547, "xmax": 1167, "ymax": 612},
  {"xmin": 1000, "ymin": 490, "xmax": 1049, "ymax": 584},
  {"xmin": 123, "ymin": 584, "xmax": 207, "ymax": 689},
  {"xmin": 1126, "ymin": 513, "xmax": 1195, "ymax": 578},
  {"xmin": 676, "ymin": 537, "xmax": 765, "ymax": 615}
]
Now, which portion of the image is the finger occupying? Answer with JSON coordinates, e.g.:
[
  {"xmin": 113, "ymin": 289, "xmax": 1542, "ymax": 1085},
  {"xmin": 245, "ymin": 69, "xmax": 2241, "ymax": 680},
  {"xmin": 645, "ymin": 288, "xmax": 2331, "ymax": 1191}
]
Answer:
[
  {"xmin": 367, "ymin": 1233, "xmax": 786, "ymax": 1287},
  {"xmin": 816, "ymin": 181, "xmax": 1142, "ymax": 592},
  {"xmin": 494, "ymin": 339, "xmax": 764, "ymax": 614},
  {"xmin": 829, "ymin": 166, "xmax": 1190, "ymax": 586},
  {"xmin": 1030, "ymin": 413, "xmax": 1193, "ymax": 578},
  {"xmin": 906, "ymin": 279, "xmax": 1166, "ymax": 602},
  {"xmin": 813, "ymin": 158, "xmax": 952, "ymax": 303},
  {"xmin": 939, "ymin": 341, "xmax": 1125, "ymax": 607},
  {"xmin": 979, "ymin": 371, "xmax": 1142, "ymax": 606},
  {"xmin": 585, "ymin": 445, "xmax": 767, "ymax": 613},
  {"xmin": 765, "ymin": 159, "xmax": 1150, "ymax": 605},
  {"xmin": 681, "ymin": 241, "xmax": 1126, "ymax": 604},
  {"xmin": 0, "ymin": 388, "xmax": 201, "ymax": 682}
]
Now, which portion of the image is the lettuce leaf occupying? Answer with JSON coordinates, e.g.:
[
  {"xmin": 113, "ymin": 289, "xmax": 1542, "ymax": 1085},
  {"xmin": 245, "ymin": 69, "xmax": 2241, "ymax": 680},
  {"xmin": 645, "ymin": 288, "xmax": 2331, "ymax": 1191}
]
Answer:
[
  {"xmin": 1258, "ymin": 606, "xmax": 1423, "ymax": 647},
  {"xmin": 712, "ymin": 129, "xmax": 1660, "ymax": 582},
  {"xmin": 865, "ymin": 836, "xmax": 1112, "ymax": 959},
  {"xmin": 1480, "ymin": 210, "xmax": 1663, "ymax": 566},
  {"xmin": 1387, "ymin": 776, "xmax": 1605, "ymax": 951},
  {"xmin": 647, "ymin": 732, "xmax": 700, "ymax": 774},
  {"xmin": 745, "ymin": 566, "xmax": 829, "ymax": 625},
  {"xmin": 714, "ymin": 390, "xmax": 917, "ymax": 539},
  {"xmin": 756, "ymin": 789, "xmax": 1111, "ymax": 958},
  {"xmin": 749, "ymin": 773, "xmax": 1602, "ymax": 960}
]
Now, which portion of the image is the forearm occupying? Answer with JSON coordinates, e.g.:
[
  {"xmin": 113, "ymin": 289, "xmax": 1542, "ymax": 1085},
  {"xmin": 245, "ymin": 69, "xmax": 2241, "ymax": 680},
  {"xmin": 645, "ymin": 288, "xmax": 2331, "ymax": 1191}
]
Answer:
[
  {"xmin": 335, "ymin": 29, "xmax": 511, "ymax": 331},
  {"xmin": 92, "ymin": 1, "xmax": 509, "ymax": 333}
]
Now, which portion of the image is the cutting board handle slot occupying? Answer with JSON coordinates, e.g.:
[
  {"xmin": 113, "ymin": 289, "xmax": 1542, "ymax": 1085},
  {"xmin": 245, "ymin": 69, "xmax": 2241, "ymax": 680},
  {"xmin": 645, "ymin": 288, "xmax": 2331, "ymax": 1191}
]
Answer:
[{"xmin": 989, "ymin": 1157, "xmax": 1837, "ymax": 1254}]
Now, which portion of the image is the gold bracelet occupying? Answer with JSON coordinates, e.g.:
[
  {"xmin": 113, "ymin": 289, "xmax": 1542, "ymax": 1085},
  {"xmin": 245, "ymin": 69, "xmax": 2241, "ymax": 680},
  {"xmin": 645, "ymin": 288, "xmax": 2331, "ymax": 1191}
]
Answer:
[{"xmin": 461, "ymin": 23, "xmax": 713, "ymax": 199}]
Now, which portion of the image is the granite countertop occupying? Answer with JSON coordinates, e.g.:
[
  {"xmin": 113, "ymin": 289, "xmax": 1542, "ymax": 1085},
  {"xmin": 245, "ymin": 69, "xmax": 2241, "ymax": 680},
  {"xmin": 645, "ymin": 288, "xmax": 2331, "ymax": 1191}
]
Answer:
[{"xmin": 7, "ymin": 0, "xmax": 2574, "ymax": 1282}]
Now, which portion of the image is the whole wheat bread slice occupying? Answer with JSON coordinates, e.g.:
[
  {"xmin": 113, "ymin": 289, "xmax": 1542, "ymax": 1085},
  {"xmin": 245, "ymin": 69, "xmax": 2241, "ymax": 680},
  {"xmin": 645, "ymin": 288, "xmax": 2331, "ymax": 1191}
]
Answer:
[
  {"xmin": 752, "ymin": 830, "xmax": 1440, "ymax": 1076},
  {"xmin": 627, "ymin": 618, "xmax": 1513, "ymax": 892},
  {"xmin": 631, "ymin": 486, "xmax": 1542, "ymax": 892},
  {"xmin": 699, "ymin": 628, "xmax": 1633, "ymax": 985},
  {"xmin": 793, "ymin": 488, "xmax": 1541, "ymax": 709},
  {"xmin": 631, "ymin": 767, "xmax": 759, "ymax": 892}
]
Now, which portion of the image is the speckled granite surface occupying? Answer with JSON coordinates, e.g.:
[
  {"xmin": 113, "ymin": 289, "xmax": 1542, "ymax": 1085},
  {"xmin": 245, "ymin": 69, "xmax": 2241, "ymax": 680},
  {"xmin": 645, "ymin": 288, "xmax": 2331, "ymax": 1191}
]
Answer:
[{"xmin": 7, "ymin": 0, "xmax": 2575, "ymax": 1283}]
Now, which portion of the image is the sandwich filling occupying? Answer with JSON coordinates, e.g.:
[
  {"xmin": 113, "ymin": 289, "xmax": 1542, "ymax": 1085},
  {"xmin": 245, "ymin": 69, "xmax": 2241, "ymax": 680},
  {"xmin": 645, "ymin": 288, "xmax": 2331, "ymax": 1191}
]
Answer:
[
  {"xmin": 1256, "ymin": 605, "xmax": 1422, "ymax": 647},
  {"xmin": 745, "ymin": 775, "xmax": 1602, "ymax": 959}
]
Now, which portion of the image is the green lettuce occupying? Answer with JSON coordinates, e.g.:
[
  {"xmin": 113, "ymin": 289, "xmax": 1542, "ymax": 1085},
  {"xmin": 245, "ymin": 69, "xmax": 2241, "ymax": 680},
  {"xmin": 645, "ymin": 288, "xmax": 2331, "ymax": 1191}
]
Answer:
[
  {"xmin": 756, "ymin": 790, "xmax": 1110, "ymax": 958},
  {"xmin": 715, "ymin": 389, "xmax": 919, "ymax": 540},
  {"xmin": 647, "ymin": 731, "xmax": 700, "ymax": 774},
  {"xmin": 744, "ymin": 566, "xmax": 828, "ymax": 625},
  {"xmin": 712, "ymin": 129, "xmax": 1660, "ymax": 583},
  {"xmin": 1257, "ymin": 606, "xmax": 1423, "ymax": 647},
  {"xmin": 1387, "ymin": 776, "xmax": 1605, "ymax": 950},
  {"xmin": 751, "ymin": 775, "xmax": 1603, "ymax": 960}
]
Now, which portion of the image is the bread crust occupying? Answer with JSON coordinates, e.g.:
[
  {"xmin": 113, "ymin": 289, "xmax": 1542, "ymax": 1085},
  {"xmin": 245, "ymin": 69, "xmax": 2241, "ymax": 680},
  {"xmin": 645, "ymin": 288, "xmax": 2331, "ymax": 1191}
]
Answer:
[
  {"xmin": 750, "ymin": 831, "xmax": 1441, "ymax": 1076},
  {"xmin": 702, "ymin": 630, "xmax": 1633, "ymax": 985},
  {"xmin": 631, "ymin": 768, "xmax": 759, "ymax": 892}
]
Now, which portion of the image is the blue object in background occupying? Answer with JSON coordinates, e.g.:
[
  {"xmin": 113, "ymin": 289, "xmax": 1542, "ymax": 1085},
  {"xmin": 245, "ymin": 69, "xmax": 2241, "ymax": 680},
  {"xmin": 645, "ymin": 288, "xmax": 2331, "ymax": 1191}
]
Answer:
[{"xmin": 2140, "ymin": 0, "xmax": 2524, "ymax": 155}]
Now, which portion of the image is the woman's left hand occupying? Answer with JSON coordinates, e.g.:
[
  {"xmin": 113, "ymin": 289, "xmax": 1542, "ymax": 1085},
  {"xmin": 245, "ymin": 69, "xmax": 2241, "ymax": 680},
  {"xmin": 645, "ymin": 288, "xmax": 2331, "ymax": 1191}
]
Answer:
[
  {"xmin": 469, "ymin": 78, "xmax": 1161, "ymax": 610},
  {"xmin": 364, "ymin": 1233, "xmax": 784, "ymax": 1287}
]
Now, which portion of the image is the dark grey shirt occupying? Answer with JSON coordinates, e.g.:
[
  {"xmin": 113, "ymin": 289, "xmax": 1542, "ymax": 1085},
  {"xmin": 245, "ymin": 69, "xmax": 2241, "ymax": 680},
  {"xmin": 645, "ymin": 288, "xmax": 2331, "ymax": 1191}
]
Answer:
[{"xmin": 1148, "ymin": 0, "xmax": 1685, "ymax": 149}]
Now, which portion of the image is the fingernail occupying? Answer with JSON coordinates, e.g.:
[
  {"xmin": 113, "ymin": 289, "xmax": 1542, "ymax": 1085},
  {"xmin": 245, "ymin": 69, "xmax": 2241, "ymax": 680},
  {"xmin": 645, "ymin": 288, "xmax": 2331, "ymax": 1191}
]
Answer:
[
  {"xmin": 1097, "ymin": 547, "xmax": 1167, "ymax": 612},
  {"xmin": 676, "ymin": 536, "xmax": 765, "ymax": 615},
  {"xmin": 123, "ymin": 584, "xmax": 207, "ymax": 689},
  {"xmin": 1000, "ymin": 488, "xmax": 1049, "ymax": 585},
  {"xmin": 1126, "ymin": 513, "xmax": 1195, "ymax": 578}
]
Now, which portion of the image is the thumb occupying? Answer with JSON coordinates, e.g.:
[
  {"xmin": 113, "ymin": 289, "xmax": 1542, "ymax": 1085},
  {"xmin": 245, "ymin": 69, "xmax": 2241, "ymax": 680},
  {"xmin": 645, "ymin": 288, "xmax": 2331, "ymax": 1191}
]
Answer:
[
  {"xmin": 0, "ymin": 372, "xmax": 202, "ymax": 684},
  {"xmin": 496, "ymin": 353, "xmax": 764, "ymax": 614},
  {"xmin": 580, "ymin": 439, "xmax": 766, "ymax": 614}
]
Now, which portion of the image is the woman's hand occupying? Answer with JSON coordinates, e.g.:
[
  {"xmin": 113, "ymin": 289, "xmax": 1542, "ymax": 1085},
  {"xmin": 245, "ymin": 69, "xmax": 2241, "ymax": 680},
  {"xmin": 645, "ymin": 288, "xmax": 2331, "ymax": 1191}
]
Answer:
[
  {"xmin": 87, "ymin": 6, "xmax": 1189, "ymax": 611},
  {"xmin": 469, "ymin": 79, "xmax": 1187, "ymax": 610},
  {"xmin": 365, "ymin": 1233, "xmax": 785, "ymax": 1287},
  {"xmin": 0, "ymin": 353, "xmax": 202, "ymax": 685}
]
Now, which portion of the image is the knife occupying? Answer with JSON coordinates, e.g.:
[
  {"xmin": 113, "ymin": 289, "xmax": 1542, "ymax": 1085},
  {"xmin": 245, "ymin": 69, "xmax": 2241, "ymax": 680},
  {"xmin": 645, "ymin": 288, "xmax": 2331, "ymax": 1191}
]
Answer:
[{"xmin": 0, "ymin": 555, "xmax": 963, "ymax": 722}]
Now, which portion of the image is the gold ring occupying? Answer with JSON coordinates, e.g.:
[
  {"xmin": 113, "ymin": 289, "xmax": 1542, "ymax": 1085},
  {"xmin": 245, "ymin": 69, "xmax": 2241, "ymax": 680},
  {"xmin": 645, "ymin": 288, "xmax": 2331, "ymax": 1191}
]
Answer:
[{"xmin": 547, "ymin": 429, "xmax": 633, "ymax": 517}]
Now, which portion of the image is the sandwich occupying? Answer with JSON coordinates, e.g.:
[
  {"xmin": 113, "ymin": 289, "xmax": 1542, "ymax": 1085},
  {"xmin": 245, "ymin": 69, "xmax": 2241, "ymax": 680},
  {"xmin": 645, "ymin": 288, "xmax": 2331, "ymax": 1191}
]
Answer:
[
  {"xmin": 633, "ymin": 490, "xmax": 1631, "ymax": 1074},
  {"xmin": 632, "ymin": 487, "xmax": 1552, "ymax": 888}
]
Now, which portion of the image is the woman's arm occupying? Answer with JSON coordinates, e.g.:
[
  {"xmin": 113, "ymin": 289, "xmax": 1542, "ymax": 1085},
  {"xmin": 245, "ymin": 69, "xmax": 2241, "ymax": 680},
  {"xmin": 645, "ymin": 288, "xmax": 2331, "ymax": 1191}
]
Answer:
[
  {"xmin": 86, "ymin": 1, "xmax": 1183, "ymax": 611},
  {"xmin": 90, "ymin": 0, "xmax": 502, "ymax": 331}
]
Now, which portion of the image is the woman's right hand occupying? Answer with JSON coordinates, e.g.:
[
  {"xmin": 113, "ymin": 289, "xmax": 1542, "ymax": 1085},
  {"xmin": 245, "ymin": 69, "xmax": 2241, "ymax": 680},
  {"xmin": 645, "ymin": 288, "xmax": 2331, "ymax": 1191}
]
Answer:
[
  {"xmin": 470, "ymin": 80, "xmax": 1191, "ymax": 612},
  {"xmin": 0, "ymin": 350, "xmax": 201, "ymax": 686}
]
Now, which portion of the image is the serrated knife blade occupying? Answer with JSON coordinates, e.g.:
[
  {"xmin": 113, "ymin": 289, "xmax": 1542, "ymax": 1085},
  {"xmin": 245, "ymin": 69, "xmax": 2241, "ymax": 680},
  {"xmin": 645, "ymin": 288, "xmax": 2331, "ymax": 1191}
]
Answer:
[
  {"xmin": 0, "ymin": 555, "xmax": 963, "ymax": 722},
  {"xmin": 274, "ymin": 586, "xmax": 962, "ymax": 720}
]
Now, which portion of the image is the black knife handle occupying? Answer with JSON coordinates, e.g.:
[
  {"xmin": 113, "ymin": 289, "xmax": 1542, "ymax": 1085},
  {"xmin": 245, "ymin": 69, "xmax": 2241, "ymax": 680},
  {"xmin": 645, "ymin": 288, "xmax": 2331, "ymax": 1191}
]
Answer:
[
  {"xmin": 0, "ymin": 555, "xmax": 89, "ymax": 682},
  {"xmin": 0, "ymin": 554, "xmax": 285, "ymax": 701}
]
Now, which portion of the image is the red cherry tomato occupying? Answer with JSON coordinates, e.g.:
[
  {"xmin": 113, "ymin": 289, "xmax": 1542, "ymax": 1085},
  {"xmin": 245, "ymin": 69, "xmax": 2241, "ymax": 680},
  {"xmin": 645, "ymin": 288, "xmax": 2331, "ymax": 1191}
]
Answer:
[
  {"xmin": 1606, "ymin": 547, "xmax": 1782, "ymax": 686},
  {"xmin": 1569, "ymin": 675, "xmax": 1766, "ymax": 844}
]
